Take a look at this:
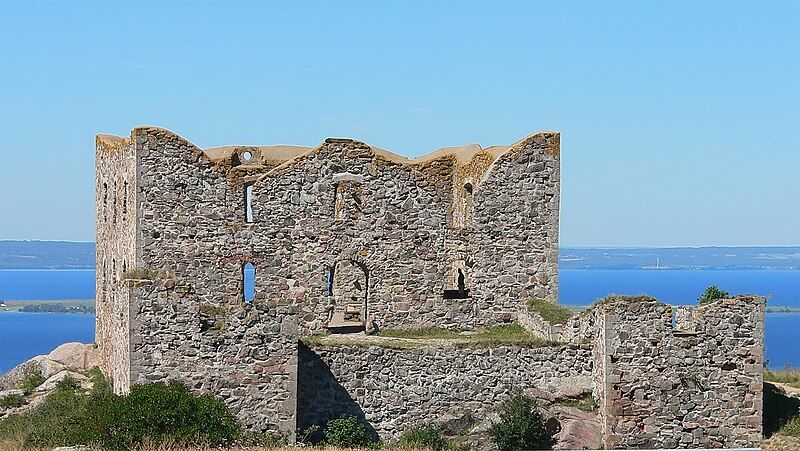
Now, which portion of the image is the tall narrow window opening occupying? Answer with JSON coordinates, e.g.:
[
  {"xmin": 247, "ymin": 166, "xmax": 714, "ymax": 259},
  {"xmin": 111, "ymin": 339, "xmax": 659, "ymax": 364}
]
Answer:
[
  {"xmin": 245, "ymin": 183, "xmax": 254, "ymax": 223},
  {"xmin": 112, "ymin": 181, "xmax": 117, "ymax": 223},
  {"xmin": 123, "ymin": 180, "xmax": 128, "ymax": 216},
  {"xmin": 243, "ymin": 262, "xmax": 255, "ymax": 303},
  {"xmin": 326, "ymin": 266, "xmax": 335, "ymax": 295},
  {"xmin": 102, "ymin": 182, "xmax": 108, "ymax": 220}
]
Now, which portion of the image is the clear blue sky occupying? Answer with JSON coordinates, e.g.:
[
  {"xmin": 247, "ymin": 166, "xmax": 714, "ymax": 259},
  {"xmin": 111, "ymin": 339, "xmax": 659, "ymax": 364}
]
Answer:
[{"xmin": 1, "ymin": 1, "xmax": 798, "ymax": 246}]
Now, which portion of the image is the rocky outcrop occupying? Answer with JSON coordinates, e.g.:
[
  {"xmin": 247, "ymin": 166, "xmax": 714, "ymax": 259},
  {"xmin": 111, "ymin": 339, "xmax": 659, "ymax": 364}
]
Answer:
[
  {"xmin": 0, "ymin": 342, "xmax": 99, "ymax": 419},
  {"xmin": 0, "ymin": 342, "xmax": 98, "ymax": 390}
]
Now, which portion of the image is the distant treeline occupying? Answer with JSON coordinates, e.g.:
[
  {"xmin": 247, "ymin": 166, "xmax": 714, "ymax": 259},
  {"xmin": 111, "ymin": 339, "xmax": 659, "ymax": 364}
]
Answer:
[
  {"xmin": 18, "ymin": 303, "xmax": 95, "ymax": 314},
  {"xmin": 0, "ymin": 241, "xmax": 94, "ymax": 269}
]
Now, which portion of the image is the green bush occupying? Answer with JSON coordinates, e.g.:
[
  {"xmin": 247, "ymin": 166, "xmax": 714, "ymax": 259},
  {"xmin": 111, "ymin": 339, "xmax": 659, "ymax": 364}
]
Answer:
[
  {"xmin": 0, "ymin": 373, "xmax": 241, "ymax": 450},
  {"xmin": 324, "ymin": 415, "xmax": 376, "ymax": 447},
  {"xmin": 488, "ymin": 393, "xmax": 551, "ymax": 451},
  {"xmin": 698, "ymin": 285, "xmax": 729, "ymax": 305},
  {"xmin": 84, "ymin": 380, "xmax": 240, "ymax": 449},
  {"xmin": 18, "ymin": 368, "xmax": 45, "ymax": 395},
  {"xmin": 398, "ymin": 425, "xmax": 447, "ymax": 451},
  {"xmin": 0, "ymin": 394, "xmax": 26, "ymax": 409}
]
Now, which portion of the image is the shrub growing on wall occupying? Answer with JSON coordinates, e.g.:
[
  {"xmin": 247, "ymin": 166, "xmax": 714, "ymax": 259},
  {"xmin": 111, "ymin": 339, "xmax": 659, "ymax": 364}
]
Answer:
[
  {"xmin": 699, "ymin": 285, "xmax": 730, "ymax": 305},
  {"xmin": 488, "ymin": 393, "xmax": 551, "ymax": 451}
]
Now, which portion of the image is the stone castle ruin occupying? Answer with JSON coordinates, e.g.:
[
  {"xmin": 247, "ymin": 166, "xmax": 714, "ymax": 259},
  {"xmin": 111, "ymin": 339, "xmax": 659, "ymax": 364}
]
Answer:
[{"xmin": 96, "ymin": 127, "xmax": 764, "ymax": 449}]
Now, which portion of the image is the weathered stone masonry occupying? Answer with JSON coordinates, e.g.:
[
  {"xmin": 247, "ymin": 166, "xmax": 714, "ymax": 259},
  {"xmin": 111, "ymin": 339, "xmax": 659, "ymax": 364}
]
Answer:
[
  {"xmin": 96, "ymin": 126, "xmax": 560, "ymax": 432},
  {"xmin": 96, "ymin": 126, "xmax": 764, "ymax": 447}
]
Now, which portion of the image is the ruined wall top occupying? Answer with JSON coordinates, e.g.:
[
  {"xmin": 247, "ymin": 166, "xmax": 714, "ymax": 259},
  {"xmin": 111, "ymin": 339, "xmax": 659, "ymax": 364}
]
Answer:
[{"xmin": 96, "ymin": 126, "xmax": 560, "ymax": 185}]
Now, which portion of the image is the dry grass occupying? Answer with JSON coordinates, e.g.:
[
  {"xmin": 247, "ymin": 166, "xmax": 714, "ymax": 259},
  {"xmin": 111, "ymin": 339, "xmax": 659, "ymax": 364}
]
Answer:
[
  {"xmin": 525, "ymin": 298, "xmax": 573, "ymax": 325},
  {"xmin": 305, "ymin": 324, "xmax": 561, "ymax": 350},
  {"xmin": 766, "ymin": 367, "xmax": 800, "ymax": 389},
  {"xmin": 376, "ymin": 328, "xmax": 461, "ymax": 340}
]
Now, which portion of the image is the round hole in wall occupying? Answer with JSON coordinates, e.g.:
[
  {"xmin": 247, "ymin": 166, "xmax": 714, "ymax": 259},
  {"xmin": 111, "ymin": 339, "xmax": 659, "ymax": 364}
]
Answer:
[{"xmin": 242, "ymin": 151, "xmax": 253, "ymax": 162}]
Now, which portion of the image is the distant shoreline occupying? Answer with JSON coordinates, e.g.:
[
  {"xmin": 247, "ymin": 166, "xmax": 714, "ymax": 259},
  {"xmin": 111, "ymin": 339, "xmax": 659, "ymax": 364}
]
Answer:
[{"xmin": 0, "ymin": 299, "xmax": 95, "ymax": 314}]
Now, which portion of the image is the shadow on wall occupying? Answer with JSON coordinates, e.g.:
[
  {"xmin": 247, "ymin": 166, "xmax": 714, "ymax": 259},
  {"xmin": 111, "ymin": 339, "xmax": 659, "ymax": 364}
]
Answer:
[
  {"xmin": 764, "ymin": 382, "xmax": 800, "ymax": 437},
  {"xmin": 297, "ymin": 342, "xmax": 379, "ymax": 443}
]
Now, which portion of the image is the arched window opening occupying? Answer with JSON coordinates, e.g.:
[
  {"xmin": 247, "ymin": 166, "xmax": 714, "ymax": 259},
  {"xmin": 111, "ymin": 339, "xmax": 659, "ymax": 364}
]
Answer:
[
  {"xmin": 243, "ymin": 262, "xmax": 255, "ymax": 303},
  {"xmin": 244, "ymin": 183, "xmax": 254, "ymax": 223},
  {"xmin": 464, "ymin": 182, "xmax": 473, "ymax": 194}
]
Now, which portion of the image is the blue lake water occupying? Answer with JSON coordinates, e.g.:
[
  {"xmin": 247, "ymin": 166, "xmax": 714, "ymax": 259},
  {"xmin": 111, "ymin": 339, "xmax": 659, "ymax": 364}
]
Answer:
[
  {"xmin": 0, "ymin": 269, "xmax": 95, "ymax": 300},
  {"xmin": 0, "ymin": 269, "xmax": 797, "ymax": 373},
  {"xmin": 0, "ymin": 312, "xmax": 95, "ymax": 374}
]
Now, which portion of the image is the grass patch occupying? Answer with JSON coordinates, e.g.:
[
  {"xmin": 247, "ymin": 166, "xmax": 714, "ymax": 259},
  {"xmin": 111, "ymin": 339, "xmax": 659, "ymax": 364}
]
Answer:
[
  {"xmin": 301, "ymin": 332, "xmax": 331, "ymax": 346},
  {"xmin": 765, "ymin": 367, "xmax": 800, "ymax": 389},
  {"xmin": 552, "ymin": 394, "xmax": 597, "ymax": 412},
  {"xmin": 593, "ymin": 294, "xmax": 657, "ymax": 306},
  {"xmin": 376, "ymin": 328, "xmax": 461, "ymax": 340},
  {"xmin": 454, "ymin": 324, "xmax": 559, "ymax": 349},
  {"xmin": 305, "ymin": 324, "xmax": 560, "ymax": 350},
  {"xmin": 526, "ymin": 298, "xmax": 573, "ymax": 325},
  {"xmin": 780, "ymin": 416, "xmax": 800, "ymax": 437}
]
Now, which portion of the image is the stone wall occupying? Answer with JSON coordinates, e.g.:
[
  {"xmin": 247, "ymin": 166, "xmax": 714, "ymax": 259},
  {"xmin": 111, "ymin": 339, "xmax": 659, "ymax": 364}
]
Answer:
[
  {"xmin": 96, "ymin": 126, "xmax": 560, "ymax": 433},
  {"xmin": 115, "ymin": 127, "xmax": 559, "ymax": 337},
  {"xmin": 95, "ymin": 135, "xmax": 137, "ymax": 389},
  {"xmin": 593, "ymin": 296, "xmax": 764, "ymax": 449},
  {"xmin": 298, "ymin": 342, "xmax": 592, "ymax": 441},
  {"xmin": 127, "ymin": 278, "xmax": 299, "ymax": 433}
]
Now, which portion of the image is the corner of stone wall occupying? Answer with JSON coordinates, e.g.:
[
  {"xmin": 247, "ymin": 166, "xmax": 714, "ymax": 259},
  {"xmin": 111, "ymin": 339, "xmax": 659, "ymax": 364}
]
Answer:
[{"xmin": 593, "ymin": 296, "xmax": 765, "ymax": 449}]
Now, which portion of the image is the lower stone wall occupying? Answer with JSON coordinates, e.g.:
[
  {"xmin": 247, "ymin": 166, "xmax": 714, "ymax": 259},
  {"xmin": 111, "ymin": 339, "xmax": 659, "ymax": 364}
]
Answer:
[
  {"xmin": 298, "ymin": 343, "xmax": 593, "ymax": 440},
  {"xmin": 127, "ymin": 279, "xmax": 299, "ymax": 434},
  {"xmin": 595, "ymin": 296, "xmax": 764, "ymax": 449}
]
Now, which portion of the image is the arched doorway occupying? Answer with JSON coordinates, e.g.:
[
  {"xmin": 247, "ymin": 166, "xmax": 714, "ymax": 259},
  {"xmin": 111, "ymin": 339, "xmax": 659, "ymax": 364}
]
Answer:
[{"xmin": 327, "ymin": 260, "xmax": 368, "ymax": 332}]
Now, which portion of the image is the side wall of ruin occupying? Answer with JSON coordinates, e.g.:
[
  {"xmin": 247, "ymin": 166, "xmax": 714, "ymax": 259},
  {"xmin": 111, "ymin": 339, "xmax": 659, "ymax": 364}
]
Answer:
[
  {"xmin": 95, "ymin": 136, "xmax": 137, "ymax": 391},
  {"xmin": 124, "ymin": 128, "xmax": 300, "ymax": 432},
  {"xmin": 298, "ymin": 343, "xmax": 592, "ymax": 441},
  {"xmin": 594, "ymin": 297, "xmax": 764, "ymax": 449}
]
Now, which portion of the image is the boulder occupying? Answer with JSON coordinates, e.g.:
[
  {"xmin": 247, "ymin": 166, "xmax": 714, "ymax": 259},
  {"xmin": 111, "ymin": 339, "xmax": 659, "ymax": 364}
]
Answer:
[
  {"xmin": 0, "ymin": 356, "xmax": 66, "ymax": 389},
  {"xmin": 437, "ymin": 411, "xmax": 473, "ymax": 435},
  {"xmin": 36, "ymin": 370, "xmax": 91, "ymax": 393},
  {"xmin": 0, "ymin": 342, "xmax": 96, "ymax": 390},
  {"xmin": 547, "ymin": 406, "xmax": 602, "ymax": 450},
  {"xmin": 47, "ymin": 342, "xmax": 98, "ymax": 370}
]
